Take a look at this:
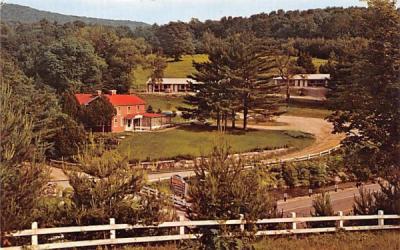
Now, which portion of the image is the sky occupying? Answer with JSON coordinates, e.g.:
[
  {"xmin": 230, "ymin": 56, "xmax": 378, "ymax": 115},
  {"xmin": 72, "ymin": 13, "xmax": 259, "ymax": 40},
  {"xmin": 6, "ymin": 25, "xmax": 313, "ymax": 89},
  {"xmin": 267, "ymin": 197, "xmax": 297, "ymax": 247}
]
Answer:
[{"xmin": 5, "ymin": 0, "xmax": 372, "ymax": 24}]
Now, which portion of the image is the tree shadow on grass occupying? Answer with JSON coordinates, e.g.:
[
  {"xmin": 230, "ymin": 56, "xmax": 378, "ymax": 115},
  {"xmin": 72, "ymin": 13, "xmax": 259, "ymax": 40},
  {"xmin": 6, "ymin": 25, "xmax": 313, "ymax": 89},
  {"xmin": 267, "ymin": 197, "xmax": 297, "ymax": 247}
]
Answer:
[{"xmin": 177, "ymin": 124, "xmax": 259, "ymax": 135}]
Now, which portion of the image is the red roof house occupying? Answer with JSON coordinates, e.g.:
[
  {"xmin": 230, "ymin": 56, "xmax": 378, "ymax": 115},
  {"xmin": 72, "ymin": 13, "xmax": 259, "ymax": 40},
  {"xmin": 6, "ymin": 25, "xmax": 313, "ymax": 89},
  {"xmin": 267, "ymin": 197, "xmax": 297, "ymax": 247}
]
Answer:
[{"xmin": 75, "ymin": 90, "xmax": 171, "ymax": 132}]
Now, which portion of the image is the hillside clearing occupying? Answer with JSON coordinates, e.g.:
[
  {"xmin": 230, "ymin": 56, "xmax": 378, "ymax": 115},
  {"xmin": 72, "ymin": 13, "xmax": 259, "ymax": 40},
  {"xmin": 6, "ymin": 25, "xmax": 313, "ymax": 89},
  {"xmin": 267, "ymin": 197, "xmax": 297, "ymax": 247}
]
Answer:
[{"xmin": 132, "ymin": 54, "xmax": 327, "ymax": 90}]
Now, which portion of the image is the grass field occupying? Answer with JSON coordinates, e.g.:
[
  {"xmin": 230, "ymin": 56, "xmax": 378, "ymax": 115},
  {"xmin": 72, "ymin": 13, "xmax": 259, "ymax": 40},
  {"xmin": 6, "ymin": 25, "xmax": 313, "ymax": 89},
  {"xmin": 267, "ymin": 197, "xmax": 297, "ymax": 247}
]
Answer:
[
  {"xmin": 253, "ymin": 231, "xmax": 400, "ymax": 250},
  {"xmin": 137, "ymin": 94, "xmax": 188, "ymax": 111},
  {"xmin": 132, "ymin": 54, "xmax": 327, "ymax": 90},
  {"xmin": 133, "ymin": 54, "xmax": 209, "ymax": 90},
  {"xmin": 117, "ymin": 125, "xmax": 314, "ymax": 161},
  {"xmin": 282, "ymin": 106, "xmax": 332, "ymax": 119},
  {"xmin": 124, "ymin": 231, "xmax": 400, "ymax": 250}
]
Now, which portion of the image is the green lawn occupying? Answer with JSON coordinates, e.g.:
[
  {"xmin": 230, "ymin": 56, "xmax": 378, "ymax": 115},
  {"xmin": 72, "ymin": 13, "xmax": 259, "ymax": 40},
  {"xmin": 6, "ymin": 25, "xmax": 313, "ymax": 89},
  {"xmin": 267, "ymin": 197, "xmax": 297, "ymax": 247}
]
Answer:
[
  {"xmin": 282, "ymin": 106, "xmax": 332, "ymax": 119},
  {"xmin": 133, "ymin": 54, "xmax": 209, "ymax": 90},
  {"xmin": 138, "ymin": 94, "xmax": 188, "ymax": 111},
  {"xmin": 139, "ymin": 93, "xmax": 331, "ymax": 119},
  {"xmin": 117, "ymin": 125, "xmax": 314, "ymax": 161}
]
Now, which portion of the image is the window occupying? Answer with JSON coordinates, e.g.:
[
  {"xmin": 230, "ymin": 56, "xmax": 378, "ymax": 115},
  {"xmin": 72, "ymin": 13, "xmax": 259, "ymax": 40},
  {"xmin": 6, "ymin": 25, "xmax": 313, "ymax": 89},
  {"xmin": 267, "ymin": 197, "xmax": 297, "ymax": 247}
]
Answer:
[
  {"xmin": 114, "ymin": 118, "xmax": 118, "ymax": 127},
  {"xmin": 137, "ymin": 105, "xmax": 140, "ymax": 111},
  {"xmin": 117, "ymin": 107, "xmax": 121, "ymax": 115},
  {"xmin": 128, "ymin": 106, "xmax": 131, "ymax": 114}
]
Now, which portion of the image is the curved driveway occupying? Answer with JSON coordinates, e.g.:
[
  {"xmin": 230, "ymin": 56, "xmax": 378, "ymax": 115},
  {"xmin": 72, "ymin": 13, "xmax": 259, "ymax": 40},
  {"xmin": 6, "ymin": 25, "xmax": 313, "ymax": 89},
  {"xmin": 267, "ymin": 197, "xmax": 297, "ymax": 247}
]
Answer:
[{"xmin": 147, "ymin": 116, "xmax": 344, "ymax": 182}]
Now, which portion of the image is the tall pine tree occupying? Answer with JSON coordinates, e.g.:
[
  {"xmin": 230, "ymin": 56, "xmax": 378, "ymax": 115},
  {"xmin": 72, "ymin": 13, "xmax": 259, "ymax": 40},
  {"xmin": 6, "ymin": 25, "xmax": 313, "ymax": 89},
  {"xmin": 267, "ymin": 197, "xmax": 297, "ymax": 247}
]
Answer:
[{"xmin": 328, "ymin": 0, "xmax": 400, "ymax": 179}]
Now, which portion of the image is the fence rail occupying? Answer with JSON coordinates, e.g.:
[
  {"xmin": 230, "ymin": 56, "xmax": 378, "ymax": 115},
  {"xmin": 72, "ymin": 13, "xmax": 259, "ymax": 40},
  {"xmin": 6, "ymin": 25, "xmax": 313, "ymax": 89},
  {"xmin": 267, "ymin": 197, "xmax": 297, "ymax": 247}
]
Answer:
[
  {"xmin": 4, "ymin": 210, "xmax": 399, "ymax": 250},
  {"xmin": 50, "ymin": 145, "xmax": 341, "ymax": 173},
  {"xmin": 141, "ymin": 186, "xmax": 188, "ymax": 208}
]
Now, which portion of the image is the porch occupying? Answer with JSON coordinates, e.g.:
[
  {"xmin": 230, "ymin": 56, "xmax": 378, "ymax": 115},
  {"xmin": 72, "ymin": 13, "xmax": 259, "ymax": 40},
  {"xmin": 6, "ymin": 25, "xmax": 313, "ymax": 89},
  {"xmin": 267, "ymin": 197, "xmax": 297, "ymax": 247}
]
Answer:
[{"xmin": 124, "ymin": 113, "xmax": 172, "ymax": 131}]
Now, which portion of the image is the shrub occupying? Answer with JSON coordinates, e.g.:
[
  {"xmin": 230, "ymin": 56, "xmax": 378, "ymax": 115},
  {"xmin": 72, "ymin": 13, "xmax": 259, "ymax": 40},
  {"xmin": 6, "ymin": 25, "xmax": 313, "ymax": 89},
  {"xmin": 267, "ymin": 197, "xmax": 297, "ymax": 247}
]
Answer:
[
  {"xmin": 308, "ymin": 192, "xmax": 335, "ymax": 228},
  {"xmin": 282, "ymin": 164, "xmax": 298, "ymax": 188}
]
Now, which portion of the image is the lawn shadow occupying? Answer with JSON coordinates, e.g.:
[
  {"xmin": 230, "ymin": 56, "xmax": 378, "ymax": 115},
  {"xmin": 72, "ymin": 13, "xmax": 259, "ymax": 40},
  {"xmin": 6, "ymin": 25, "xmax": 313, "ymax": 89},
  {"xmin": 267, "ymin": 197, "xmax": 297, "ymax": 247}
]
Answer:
[{"xmin": 177, "ymin": 124, "xmax": 260, "ymax": 135}]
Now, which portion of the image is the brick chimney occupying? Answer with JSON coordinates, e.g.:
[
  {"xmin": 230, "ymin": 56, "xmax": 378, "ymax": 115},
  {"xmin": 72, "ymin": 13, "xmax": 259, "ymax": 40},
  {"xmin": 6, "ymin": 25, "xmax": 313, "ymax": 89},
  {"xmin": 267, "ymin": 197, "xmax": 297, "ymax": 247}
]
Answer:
[{"xmin": 110, "ymin": 90, "xmax": 117, "ymax": 95}]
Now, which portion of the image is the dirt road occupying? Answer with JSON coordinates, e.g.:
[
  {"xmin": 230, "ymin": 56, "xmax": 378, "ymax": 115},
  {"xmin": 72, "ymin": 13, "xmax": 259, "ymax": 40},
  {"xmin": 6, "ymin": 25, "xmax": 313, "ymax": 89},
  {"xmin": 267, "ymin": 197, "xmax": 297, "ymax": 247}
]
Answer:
[{"xmin": 248, "ymin": 115, "xmax": 344, "ymax": 159}]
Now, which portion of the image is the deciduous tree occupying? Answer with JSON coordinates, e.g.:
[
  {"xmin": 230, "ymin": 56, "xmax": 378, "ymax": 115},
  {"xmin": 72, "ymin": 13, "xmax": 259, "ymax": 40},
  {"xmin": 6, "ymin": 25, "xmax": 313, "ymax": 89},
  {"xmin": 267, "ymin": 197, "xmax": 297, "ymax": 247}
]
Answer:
[
  {"xmin": 80, "ymin": 96, "xmax": 116, "ymax": 132},
  {"xmin": 156, "ymin": 21, "xmax": 195, "ymax": 61}
]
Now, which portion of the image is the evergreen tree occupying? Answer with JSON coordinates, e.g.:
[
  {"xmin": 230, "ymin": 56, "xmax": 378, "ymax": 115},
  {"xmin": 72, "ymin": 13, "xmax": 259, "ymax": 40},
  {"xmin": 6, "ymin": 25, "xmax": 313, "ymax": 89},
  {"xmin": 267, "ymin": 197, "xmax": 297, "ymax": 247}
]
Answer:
[
  {"xmin": 188, "ymin": 142, "xmax": 277, "ymax": 248},
  {"xmin": 144, "ymin": 53, "xmax": 167, "ymax": 92},
  {"xmin": 181, "ymin": 33, "xmax": 281, "ymax": 131},
  {"xmin": 179, "ymin": 35, "xmax": 231, "ymax": 130},
  {"xmin": 319, "ymin": 51, "xmax": 337, "ymax": 74},
  {"xmin": 328, "ymin": 0, "xmax": 400, "ymax": 179},
  {"xmin": 0, "ymin": 83, "xmax": 49, "ymax": 232},
  {"xmin": 43, "ymin": 140, "xmax": 168, "ymax": 228},
  {"xmin": 60, "ymin": 90, "xmax": 82, "ymax": 121},
  {"xmin": 51, "ymin": 116, "xmax": 87, "ymax": 159},
  {"xmin": 297, "ymin": 51, "xmax": 317, "ymax": 73},
  {"xmin": 274, "ymin": 41, "xmax": 304, "ymax": 105},
  {"xmin": 224, "ymin": 33, "xmax": 281, "ymax": 130},
  {"xmin": 189, "ymin": 142, "xmax": 276, "ymax": 221},
  {"xmin": 309, "ymin": 193, "xmax": 335, "ymax": 227},
  {"xmin": 1, "ymin": 51, "xmax": 63, "ymax": 157}
]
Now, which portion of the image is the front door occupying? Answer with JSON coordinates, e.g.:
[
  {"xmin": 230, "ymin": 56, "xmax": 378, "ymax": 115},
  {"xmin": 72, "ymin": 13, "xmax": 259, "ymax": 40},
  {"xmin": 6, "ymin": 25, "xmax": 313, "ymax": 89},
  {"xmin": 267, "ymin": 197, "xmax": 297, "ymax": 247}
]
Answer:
[{"xmin": 133, "ymin": 118, "xmax": 140, "ymax": 130}]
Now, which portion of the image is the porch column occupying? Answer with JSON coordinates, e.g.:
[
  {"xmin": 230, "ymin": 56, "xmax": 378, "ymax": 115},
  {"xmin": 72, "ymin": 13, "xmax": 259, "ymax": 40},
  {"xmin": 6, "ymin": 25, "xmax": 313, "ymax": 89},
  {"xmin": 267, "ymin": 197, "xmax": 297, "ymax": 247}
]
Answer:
[
  {"xmin": 140, "ymin": 118, "xmax": 142, "ymax": 130},
  {"xmin": 150, "ymin": 118, "xmax": 152, "ymax": 130}
]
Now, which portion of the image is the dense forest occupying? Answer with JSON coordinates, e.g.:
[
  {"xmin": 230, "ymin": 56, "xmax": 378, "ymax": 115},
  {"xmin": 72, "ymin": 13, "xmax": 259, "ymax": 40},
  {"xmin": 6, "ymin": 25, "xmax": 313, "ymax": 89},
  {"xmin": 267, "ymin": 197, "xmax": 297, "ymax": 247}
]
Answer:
[{"xmin": 134, "ymin": 6, "xmax": 380, "ymax": 59}]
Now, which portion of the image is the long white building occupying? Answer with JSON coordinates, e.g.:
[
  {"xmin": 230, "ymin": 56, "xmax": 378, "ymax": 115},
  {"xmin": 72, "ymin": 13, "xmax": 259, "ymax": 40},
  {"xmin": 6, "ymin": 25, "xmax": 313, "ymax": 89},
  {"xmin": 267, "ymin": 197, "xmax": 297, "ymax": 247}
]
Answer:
[{"xmin": 147, "ymin": 78, "xmax": 202, "ymax": 94}]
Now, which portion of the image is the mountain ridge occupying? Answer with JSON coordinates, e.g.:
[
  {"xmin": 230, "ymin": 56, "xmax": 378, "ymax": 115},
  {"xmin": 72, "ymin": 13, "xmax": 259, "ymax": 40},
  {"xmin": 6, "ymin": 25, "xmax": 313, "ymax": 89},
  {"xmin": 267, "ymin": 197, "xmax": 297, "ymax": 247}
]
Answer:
[{"xmin": 0, "ymin": 3, "xmax": 149, "ymax": 30}]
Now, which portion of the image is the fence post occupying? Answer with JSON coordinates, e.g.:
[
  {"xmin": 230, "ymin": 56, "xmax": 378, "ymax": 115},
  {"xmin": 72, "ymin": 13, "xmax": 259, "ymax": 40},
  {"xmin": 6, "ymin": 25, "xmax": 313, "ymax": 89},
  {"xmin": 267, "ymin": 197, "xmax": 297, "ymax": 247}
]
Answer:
[
  {"xmin": 110, "ymin": 218, "xmax": 116, "ymax": 240},
  {"xmin": 179, "ymin": 215, "xmax": 185, "ymax": 236},
  {"xmin": 31, "ymin": 221, "xmax": 38, "ymax": 249},
  {"xmin": 338, "ymin": 211, "xmax": 344, "ymax": 228},
  {"xmin": 240, "ymin": 214, "xmax": 245, "ymax": 232},
  {"xmin": 378, "ymin": 210, "xmax": 384, "ymax": 227},
  {"xmin": 291, "ymin": 212, "xmax": 297, "ymax": 230}
]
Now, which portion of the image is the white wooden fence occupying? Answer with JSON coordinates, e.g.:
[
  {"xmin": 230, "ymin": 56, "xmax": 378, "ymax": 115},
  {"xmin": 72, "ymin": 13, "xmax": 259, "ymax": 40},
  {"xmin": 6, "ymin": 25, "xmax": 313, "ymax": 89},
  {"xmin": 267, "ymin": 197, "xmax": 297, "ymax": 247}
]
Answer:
[
  {"xmin": 50, "ymin": 145, "xmax": 341, "ymax": 173},
  {"xmin": 261, "ymin": 144, "xmax": 341, "ymax": 166},
  {"xmin": 141, "ymin": 186, "xmax": 188, "ymax": 208},
  {"xmin": 4, "ymin": 210, "xmax": 399, "ymax": 249}
]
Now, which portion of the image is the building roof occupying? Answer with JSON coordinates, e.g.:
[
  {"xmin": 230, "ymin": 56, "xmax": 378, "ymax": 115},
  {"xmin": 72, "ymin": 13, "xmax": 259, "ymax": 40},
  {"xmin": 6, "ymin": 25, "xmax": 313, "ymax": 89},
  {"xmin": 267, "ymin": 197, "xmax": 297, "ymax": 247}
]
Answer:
[
  {"xmin": 146, "ymin": 78, "xmax": 202, "ymax": 85},
  {"xmin": 75, "ymin": 94, "xmax": 96, "ymax": 105},
  {"xmin": 273, "ymin": 74, "xmax": 330, "ymax": 80},
  {"xmin": 75, "ymin": 93, "xmax": 146, "ymax": 106},
  {"xmin": 105, "ymin": 94, "xmax": 146, "ymax": 106}
]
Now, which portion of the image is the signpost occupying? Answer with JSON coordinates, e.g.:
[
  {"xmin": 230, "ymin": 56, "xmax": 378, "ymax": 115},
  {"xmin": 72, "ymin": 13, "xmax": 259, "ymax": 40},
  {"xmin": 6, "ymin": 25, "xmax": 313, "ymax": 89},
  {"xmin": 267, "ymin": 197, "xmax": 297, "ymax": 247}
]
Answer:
[{"xmin": 170, "ymin": 175, "xmax": 187, "ymax": 198}]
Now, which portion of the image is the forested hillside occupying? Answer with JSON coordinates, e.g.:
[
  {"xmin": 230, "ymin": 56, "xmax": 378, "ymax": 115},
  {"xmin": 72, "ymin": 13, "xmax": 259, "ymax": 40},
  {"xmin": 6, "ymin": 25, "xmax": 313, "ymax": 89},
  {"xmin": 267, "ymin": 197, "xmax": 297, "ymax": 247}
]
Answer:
[
  {"xmin": 0, "ymin": 3, "xmax": 149, "ymax": 30},
  {"xmin": 134, "ymin": 6, "xmax": 386, "ymax": 59}
]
